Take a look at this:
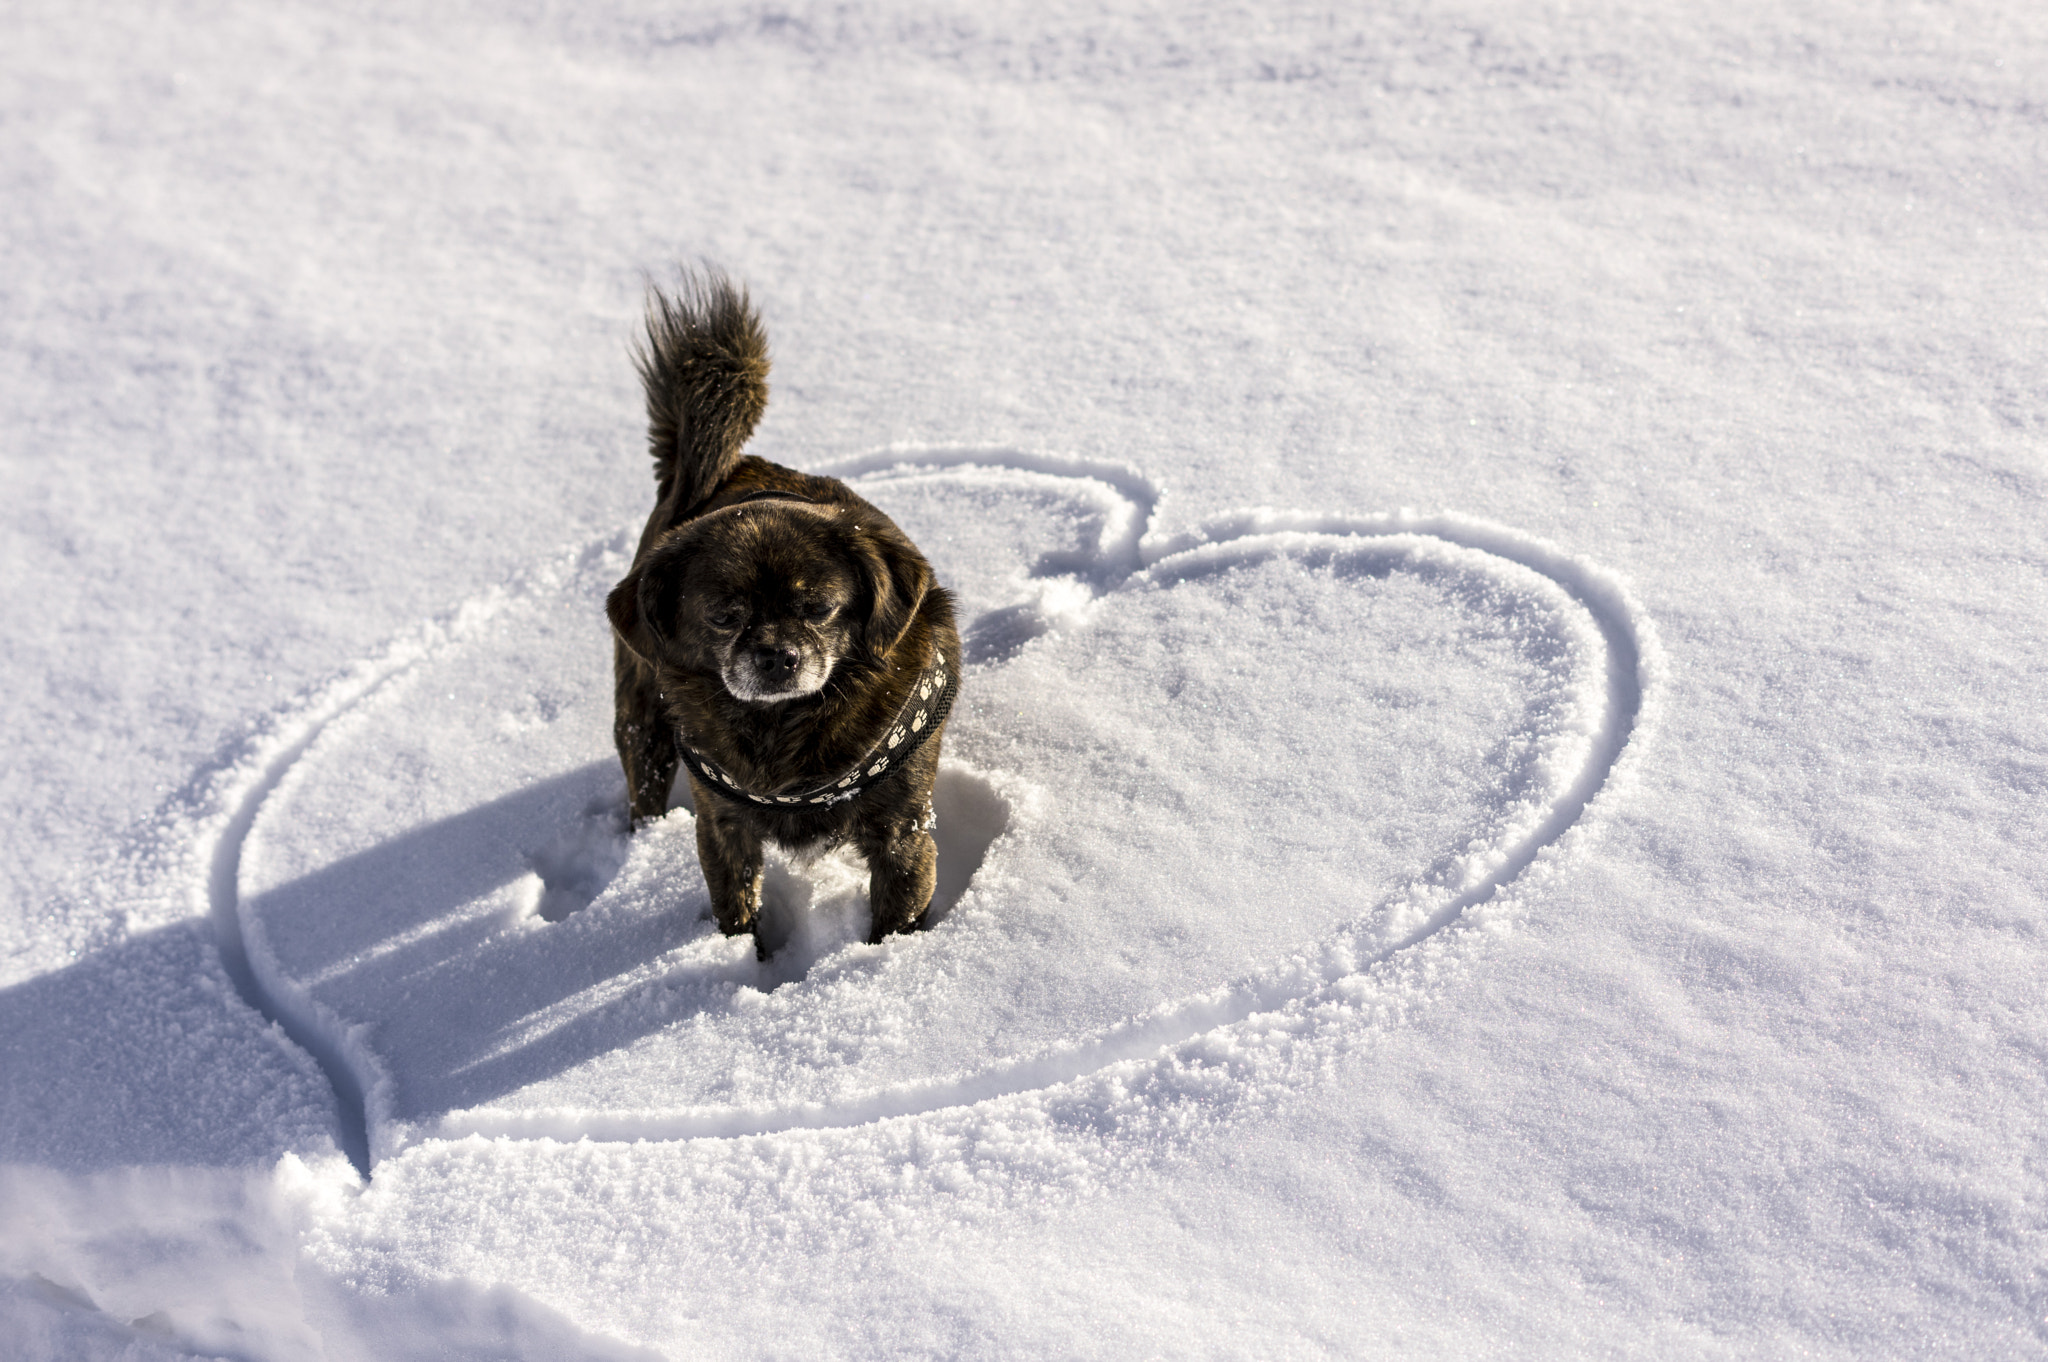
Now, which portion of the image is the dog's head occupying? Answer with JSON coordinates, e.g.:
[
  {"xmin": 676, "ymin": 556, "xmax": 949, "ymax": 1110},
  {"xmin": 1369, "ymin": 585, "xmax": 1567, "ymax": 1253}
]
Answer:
[{"xmin": 608, "ymin": 499, "xmax": 931, "ymax": 704}]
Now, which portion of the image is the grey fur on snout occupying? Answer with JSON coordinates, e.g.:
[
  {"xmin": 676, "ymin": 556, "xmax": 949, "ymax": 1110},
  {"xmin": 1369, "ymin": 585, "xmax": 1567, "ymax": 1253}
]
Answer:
[{"xmin": 718, "ymin": 634, "xmax": 837, "ymax": 703}]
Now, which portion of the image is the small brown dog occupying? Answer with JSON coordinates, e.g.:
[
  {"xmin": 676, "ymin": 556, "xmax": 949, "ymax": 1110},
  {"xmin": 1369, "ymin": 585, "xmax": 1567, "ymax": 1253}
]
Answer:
[{"xmin": 607, "ymin": 272, "xmax": 960, "ymax": 958}]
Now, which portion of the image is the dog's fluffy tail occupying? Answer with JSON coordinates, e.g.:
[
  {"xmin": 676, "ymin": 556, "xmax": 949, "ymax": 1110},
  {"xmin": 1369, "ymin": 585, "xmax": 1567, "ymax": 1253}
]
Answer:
[{"xmin": 635, "ymin": 269, "xmax": 770, "ymax": 511}]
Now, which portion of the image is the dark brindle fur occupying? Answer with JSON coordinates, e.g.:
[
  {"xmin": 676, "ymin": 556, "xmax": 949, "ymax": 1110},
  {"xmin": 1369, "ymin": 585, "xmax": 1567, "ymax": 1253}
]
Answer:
[{"xmin": 606, "ymin": 272, "xmax": 959, "ymax": 958}]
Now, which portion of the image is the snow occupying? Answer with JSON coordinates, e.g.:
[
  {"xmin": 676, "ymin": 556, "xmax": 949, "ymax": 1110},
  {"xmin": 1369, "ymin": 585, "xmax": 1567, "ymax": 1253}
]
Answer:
[
  {"xmin": 233, "ymin": 462, "xmax": 1632, "ymax": 1157},
  {"xmin": 4, "ymin": 0, "xmax": 2044, "ymax": 1356}
]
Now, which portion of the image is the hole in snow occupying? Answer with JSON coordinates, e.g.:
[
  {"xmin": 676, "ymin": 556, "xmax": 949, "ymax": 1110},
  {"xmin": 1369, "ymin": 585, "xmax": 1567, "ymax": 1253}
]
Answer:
[
  {"xmin": 737, "ymin": 764, "xmax": 1014, "ymax": 985},
  {"xmin": 964, "ymin": 601, "xmax": 1049, "ymax": 665},
  {"xmin": 523, "ymin": 795, "xmax": 629, "ymax": 922},
  {"xmin": 928, "ymin": 764, "xmax": 1010, "ymax": 924}
]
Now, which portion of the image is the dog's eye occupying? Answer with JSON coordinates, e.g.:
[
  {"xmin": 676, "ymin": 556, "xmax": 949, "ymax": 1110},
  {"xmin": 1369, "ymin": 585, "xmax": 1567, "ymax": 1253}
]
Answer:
[
  {"xmin": 800, "ymin": 601, "xmax": 835, "ymax": 622},
  {"xmin": 708, "ymin": 607, "xmax": 743, "ymax": 630}
]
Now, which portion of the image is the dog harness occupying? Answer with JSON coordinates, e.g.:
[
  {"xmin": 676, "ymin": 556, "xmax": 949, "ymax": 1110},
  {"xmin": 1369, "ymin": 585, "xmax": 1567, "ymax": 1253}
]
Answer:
[
  {"xmin": 678, "ymin": 650, "xmax": 958, "ymax": 811},
  {"xmin": 671, "ymin": 484, "xmax": 958, "ymax": 810}
]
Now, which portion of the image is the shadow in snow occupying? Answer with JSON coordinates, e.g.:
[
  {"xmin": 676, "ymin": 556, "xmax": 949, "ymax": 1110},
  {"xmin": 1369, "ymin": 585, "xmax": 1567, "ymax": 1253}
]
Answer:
[
  {"xmin": 244, "ymin": 764, "xmax": 619, "ymax": 974},
  {"xmin": 239, "ymin": 757, "xmax": 1008, "ymax": 1130},
  {"xmin": 0, "ymin": 923, "xmax": 343, "ymax": 1174}
]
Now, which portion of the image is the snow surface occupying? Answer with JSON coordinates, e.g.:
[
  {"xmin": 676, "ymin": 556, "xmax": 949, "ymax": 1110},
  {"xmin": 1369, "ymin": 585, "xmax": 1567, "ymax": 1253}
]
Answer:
[{"xmin": 4, "ymin": 0, "xmax": 2045, "ymax": 1356}]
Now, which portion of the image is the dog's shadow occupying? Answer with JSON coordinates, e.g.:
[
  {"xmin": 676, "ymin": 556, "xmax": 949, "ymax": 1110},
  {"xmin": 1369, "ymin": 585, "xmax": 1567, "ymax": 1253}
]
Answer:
[
  {"xmin": 241, "ymin": 459, "xmax": 1137, "ymax": 1132},
  {"xmin": 244, "ymin": 760, "xmax": 1008, "ymax": 1123}
]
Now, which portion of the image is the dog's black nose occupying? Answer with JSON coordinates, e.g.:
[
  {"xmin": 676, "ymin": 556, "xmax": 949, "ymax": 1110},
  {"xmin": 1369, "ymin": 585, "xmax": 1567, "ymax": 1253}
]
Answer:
[{"xmin": 753, "ymin": 644, "xmax": 801, "ymax": 680}]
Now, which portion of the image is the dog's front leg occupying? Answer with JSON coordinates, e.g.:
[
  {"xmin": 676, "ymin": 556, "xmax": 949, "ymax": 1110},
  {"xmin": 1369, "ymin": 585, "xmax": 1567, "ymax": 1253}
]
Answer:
[
  {"xmin": 614, "ymin": 643, "xmax": 679, "ymax": 825},
  {"xmin": 860, "ymin": 817, "xmax": 938, "ymax": 944},
  {"xmin": 691, "ymin": 782, "xmax": 767, "ymax": 954}
]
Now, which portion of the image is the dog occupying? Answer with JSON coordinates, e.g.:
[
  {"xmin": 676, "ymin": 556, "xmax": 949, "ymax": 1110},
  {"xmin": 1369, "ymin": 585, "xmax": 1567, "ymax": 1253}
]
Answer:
[{"xmin": 606, "ymin": 271, "xmax": 960, "ymax": 959}]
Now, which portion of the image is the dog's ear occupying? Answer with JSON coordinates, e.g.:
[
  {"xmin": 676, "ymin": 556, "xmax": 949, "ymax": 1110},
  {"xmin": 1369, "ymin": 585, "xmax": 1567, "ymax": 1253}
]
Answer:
[
  {"xmin": 853, "ymin": 520, "xmax": 931, "ymax": 659},
  {"xmin": 607, "ymin": 567, "xmax": 663, "ymax": 666},
  {"xmin": 608, "ymin": 548, "xmax": 686, "ymax": 666}
]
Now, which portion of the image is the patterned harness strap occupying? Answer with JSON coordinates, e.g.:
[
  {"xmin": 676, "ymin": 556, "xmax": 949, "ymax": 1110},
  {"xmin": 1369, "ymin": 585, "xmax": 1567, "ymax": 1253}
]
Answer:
[{"xmin": 680, "ymin": 652, "xmax": 958, "ymax": 811}]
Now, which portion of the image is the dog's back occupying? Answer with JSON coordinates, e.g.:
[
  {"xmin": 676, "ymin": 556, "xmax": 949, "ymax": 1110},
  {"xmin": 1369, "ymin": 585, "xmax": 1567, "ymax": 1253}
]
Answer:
[{"xmin": 635, "ymin": 271, "xmax": 771, "ymax": 526}]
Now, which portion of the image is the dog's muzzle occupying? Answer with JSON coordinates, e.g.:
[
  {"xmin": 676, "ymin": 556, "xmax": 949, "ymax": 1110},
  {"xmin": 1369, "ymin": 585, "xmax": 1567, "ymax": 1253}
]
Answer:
[{"xmin": 723, "ymin": 640, "xmax": 831, "ymax": 702}]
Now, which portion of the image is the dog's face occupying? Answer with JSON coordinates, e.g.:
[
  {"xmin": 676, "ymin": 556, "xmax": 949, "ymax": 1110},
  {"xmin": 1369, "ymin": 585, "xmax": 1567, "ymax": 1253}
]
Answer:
[
  {"xmin": 608, "ymin": 500, "xmax": 929, "ymax": 706},
  {"xmin": 687, "ymin": 514, "xmax": 860, "ymax": 703}
]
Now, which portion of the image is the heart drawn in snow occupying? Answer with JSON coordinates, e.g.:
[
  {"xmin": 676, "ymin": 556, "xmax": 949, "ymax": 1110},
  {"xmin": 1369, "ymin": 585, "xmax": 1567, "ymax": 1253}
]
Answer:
[{"xmin": 226, "ymin": 451, "xmax": 1653, "ymax": 1167}]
